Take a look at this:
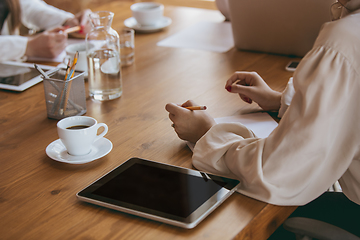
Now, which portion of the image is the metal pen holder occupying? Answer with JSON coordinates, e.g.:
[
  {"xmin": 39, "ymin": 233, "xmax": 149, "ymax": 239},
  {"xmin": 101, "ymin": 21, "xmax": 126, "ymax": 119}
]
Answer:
[{"xmin": 43, "ymin": 68, "xmax": 86, "ymax": 119}]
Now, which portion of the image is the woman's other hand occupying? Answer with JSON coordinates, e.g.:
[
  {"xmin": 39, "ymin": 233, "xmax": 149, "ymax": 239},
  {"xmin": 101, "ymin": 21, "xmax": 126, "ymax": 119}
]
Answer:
[
  {"xmin": 225, "ymin": 71, "xmax": 282, "ymax": 111},
  {"xmin": 165, "ymin": 100, "xmax": 216, "ymax": 143},
  {"xmin": 25, "ymin": 27, "xmax": 67, "ymax": 58}
]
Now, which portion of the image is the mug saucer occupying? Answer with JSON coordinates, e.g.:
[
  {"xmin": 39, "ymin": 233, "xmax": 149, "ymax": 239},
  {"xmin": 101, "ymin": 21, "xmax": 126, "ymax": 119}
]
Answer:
[
  {"xmin": 124, "ymin": 17, "xmax": 172, "ymax": 33},
  {"xmin": 46, "ymin": 138, "xmax": 112, "ymax": 164},
  {"xmin": 57, "ymin": 63, "xmax": 88, "ymax": 78}
]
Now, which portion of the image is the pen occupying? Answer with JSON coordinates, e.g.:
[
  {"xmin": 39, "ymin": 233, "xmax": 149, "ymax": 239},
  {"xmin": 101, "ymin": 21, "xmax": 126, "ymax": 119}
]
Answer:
[
  {"xmin": 64, "ymin": 26, "xmax": 82, "ymax": 34},
  {"xmin": 64, "ymin": 59, "xmax": 71, "ymax": 81},
  {"xmin": 184, "ymin": 106, "xmax": 207, "ymax": 110},
  {"xmin": 52, "ymin": 59, "xmax": 71, "ymax": 113},
  {"xmin": 67, "ymin": 51, "xmax": 78, "ymax": 80},
  {"xmin": 34, "ymin": 64, "xmax": 49, "ymax": 78},
  {"xmin": 62, "ymin": 51, "xmax": 79, "ymax": 112}
]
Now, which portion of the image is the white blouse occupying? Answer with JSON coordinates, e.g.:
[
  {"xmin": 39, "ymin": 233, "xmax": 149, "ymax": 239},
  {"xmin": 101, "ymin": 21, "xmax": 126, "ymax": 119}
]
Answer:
[
  {"xmin": 192, "ymin": 8, "xmax": 360, "ymax": 206},
  {"xmin": 0, "ymin": 0, "xmax": 73, "ymax": 62}
]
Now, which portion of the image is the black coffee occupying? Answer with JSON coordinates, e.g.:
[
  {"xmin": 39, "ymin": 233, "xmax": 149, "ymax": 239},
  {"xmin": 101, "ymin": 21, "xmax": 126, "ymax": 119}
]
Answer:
[{"xmin": 66, "ymin": 125, "xmax": 90, "ymax": 130}]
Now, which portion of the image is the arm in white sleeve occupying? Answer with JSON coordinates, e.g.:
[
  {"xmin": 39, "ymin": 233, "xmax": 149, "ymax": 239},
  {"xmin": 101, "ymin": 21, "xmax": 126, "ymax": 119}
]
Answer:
[
  {"xmin": 20, "ymin": 0, "xmax": 74, "ymax": 31},
  {"xmin": 0, "ymin": 36, "xmax": 27, "ymax": 61},
  {"xmin": 192, "ymin": 45, "xmax": 360, "ymax": 206}
]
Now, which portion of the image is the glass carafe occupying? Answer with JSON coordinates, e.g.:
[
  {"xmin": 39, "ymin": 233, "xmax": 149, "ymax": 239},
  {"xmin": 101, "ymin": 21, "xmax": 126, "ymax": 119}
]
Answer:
[{"xmin": 86, "ymin": 11, "xmax": 122, "ymax": 101}]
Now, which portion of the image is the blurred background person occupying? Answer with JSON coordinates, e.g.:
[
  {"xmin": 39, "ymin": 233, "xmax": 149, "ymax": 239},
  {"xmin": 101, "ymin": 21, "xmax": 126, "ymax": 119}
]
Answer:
[{"xmin": 0, "ymin": 0, "xmax": 91, "ymax": 61}]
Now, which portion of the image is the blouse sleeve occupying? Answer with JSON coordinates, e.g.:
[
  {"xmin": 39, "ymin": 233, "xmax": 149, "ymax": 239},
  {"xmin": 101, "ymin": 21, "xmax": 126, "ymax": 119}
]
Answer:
[
  {"xmin": 20, "ymin": 0, "xmax": 74, "ymax": 31},
  {"xmin": 0, "ymin": 35, "xmax": 27, "ymax": 61},
  {"xmin": 192, "ymin": 45, "xmax": 360, "ymax": 206}
]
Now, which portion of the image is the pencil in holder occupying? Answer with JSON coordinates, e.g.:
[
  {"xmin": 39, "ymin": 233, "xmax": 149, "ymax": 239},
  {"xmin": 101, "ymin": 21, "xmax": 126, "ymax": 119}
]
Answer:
[{"xmin": 43, "ymin": 68, "xmax": 87, "ymax": 119}]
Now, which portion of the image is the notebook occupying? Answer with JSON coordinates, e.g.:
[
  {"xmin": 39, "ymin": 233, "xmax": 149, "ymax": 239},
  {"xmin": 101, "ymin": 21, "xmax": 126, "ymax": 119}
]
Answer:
[
  {"xmin": 187, "ymin": 112, "xmax": 278, "ymax": 151},
  {"xmin": 228, "ymin": 0, "xmax": 334, "ymax": 57}
]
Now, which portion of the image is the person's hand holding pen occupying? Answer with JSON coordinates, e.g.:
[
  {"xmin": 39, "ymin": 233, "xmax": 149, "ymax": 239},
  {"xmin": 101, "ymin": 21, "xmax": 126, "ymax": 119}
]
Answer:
[
  {"xmin": 165, "ymin": 100, "xmax": 216, "ymax": 144},
  {"xmin": 63, "ymin": 9, "xmax": 92, "ymax": 36},
  {"xmin": 225, "ymin": 71, "xmax": 282, "ymax": 112},
  {"xmin": 24, "ymin": 9, "xmax": 92, "ymax": 59},
  {"xmin": 25, "ymin": 26, "xmax": 68, "ymax": 59}
]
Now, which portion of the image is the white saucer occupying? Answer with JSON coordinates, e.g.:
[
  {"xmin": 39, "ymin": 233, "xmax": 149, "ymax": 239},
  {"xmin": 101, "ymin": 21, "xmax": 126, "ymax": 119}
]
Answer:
[
  {"xmin": 56, "ymin": 63, "xmax": 88, "ymax": 78},
  {"xmin": 124, "ymin": 17, "xmax": 172, "ymax": 33},
  {"xmin": 46, "ymin": 138, "xmax": 112, "ymax": 164}
]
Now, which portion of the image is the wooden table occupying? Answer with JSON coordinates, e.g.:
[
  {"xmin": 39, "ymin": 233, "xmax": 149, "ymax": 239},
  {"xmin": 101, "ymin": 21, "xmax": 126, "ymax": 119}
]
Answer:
[{"xmin": 0, "ymin": 2, "xmax": 299, "ymax": 239}]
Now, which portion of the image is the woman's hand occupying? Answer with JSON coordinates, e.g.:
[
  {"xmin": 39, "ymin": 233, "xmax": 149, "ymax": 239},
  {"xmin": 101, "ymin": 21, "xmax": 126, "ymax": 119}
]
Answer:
[
  {"xmin": 63, "ymin": 9, "xmax": 92, "ymax": 35},
  {"xmin": 225, "ymin": 71, "xmax": 282, "ymax": 111},
  {"xmin": 25, "ymin": 27, "xmax": 67, "ymax": 58},
  {"xmin": 165, "ymin": 100, "xmax": 216, "ymax": 143}
]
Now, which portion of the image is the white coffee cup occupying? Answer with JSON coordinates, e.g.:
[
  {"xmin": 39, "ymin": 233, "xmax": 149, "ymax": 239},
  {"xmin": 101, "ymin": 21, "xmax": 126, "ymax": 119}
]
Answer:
[
  {"xmin": 57, "ymin": 116, "xmax": 108, "ymax": 156},
  {"xmin": 63, "ymin": 43, "xmax": 88, "ymax": 72},
  {"xmin": 130, "ymin": 2, "xmax": 164, "ymax": 26}
]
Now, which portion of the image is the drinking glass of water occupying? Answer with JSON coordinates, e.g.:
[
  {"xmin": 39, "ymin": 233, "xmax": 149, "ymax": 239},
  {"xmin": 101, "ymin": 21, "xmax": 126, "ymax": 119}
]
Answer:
[{"xmin": 119, "ymin": 28, "xmax": 135, "ymax": 67}]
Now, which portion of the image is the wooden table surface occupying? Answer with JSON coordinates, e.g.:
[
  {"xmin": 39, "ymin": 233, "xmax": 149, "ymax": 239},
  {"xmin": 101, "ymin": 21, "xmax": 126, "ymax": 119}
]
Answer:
[{"xmin": 0, "ymin": 2, "xmax": 298, "ymax": 239}]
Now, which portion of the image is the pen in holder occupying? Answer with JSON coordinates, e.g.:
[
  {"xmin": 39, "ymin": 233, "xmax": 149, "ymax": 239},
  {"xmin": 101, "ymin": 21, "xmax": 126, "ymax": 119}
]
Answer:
[{"xmin": 42, "ymin": 68, "xmax": 87, "ymax": 119}]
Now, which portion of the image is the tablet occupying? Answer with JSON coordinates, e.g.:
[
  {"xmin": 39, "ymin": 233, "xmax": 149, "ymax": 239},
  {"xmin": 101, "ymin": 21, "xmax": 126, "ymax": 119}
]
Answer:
[
  {"xmin": 77, "ymin": 157, "xmax": 240, "ymax": 229},
  {"xmin": 0, "ymin": 61, "xmax": 56, "ymax": 91}
]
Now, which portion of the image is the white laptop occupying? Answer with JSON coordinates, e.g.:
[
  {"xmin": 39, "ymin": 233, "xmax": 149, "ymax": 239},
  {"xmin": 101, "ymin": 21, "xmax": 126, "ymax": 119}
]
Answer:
[{"xmin": 228, "ymin": 0, "xmax": 334, "ymax": 57}]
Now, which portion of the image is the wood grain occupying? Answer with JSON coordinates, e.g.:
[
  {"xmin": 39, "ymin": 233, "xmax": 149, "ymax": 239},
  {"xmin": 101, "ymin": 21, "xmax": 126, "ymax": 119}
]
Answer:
[
  {"xmin": 0, "ymin": 2, "xmax": 298, "ymax": 239},
  {"xmin": 43, "ymin": 0, "xmax": 217, "ymax": 13}
]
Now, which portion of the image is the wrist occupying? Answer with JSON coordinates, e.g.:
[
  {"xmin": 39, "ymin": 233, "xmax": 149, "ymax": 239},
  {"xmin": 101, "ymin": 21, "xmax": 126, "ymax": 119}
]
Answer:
[
  {"xmin": 270, "ymin": 90, "xmax": 282, "ymax": 111},
  {"xmin": 24, "ymin": 37, "xmax": 35, "ymax": 57},
  {"xmin": 261, "ymin": 90, "xmax": 282, "ymax": 112},
  {"xmin": 63, "ymin": 18, "xmax": 79, "ymax": 28}
]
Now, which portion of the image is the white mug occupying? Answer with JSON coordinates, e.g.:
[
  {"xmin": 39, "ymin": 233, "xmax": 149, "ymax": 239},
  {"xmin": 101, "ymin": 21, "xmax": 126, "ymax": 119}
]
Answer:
[
  {"xmin": 57, "ymin": 116, "xmax": 108, "ymax": 156},
  {"xmin": 63, "ymin": 43, "xmax": 88, "ymax": 72},
  {"xmin": 130, "ymin": 2, "xmax": 164, "ymax": 26}
]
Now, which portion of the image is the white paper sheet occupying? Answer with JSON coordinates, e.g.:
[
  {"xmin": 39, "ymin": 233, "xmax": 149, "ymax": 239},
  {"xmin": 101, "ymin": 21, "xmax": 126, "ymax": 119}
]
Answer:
[
  {"xmin": 157, "ymin": 21, "xmax": 234, "ymax": 53},
  {"xmin": 214, "ymin": 112, "xmax": 278, "ymax": 139},
  {"xmin": 187, "ymin": 112, "xmax": 278, "ymax": 151}
]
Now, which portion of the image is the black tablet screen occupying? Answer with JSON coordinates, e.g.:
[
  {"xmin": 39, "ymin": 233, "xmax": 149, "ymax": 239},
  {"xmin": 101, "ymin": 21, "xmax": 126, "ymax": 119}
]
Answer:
[
  {"xmin": 92, "ymin": 163, "xmax": 225, "ymax": 218},
  {"xmin": 0, "ymin": 64, "xmax": 39, "ymax": 86}
]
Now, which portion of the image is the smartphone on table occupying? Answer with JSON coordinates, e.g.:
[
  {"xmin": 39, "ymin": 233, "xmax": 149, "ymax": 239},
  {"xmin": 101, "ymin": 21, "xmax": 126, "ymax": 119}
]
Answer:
[{"xmin": 285, "ymin": 61, "xmax": 300, "ymax": 72}]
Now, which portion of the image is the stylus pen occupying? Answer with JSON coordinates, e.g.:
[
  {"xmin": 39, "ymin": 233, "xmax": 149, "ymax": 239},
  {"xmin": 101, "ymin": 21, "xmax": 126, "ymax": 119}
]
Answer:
[{"xmin": 184, "ymin": 106, "xmax": 207, "ymax": 110}]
